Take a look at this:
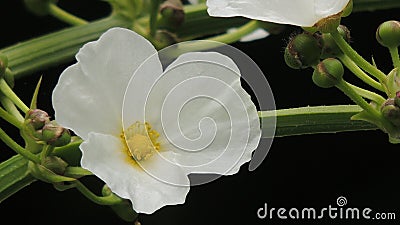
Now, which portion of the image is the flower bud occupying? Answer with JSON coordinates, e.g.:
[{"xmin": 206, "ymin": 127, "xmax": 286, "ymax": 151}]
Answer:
[
  {"xmin": 160, "ymin": 0, "xmax": 185, "ymax": 28},
  {"xmin": 312, "ymin": 58, "xmax": 344, "ymax": 88},
  {"xmin": 42, "ymin": 156, "xmax": 68, "ymax": 175},
  {"xmin": 26, "ymin": 109, "xmax": 50, "ymax": 130},
  {"xmin": 42, "ymin": 121, "xmax": 71, "ymax": 147},
  {"xmin": 284, "ymin": 33, "xmax": 322, "ymax": 69},
  {"xmin": 0, "ymin": 54, "xmax": 8, "ymax": 77},
  {"xmin": 321, "ymin": 25, "xmax": 350, "ymax": 58},
  {"xmin": 376, "ymin": 20, "xmax": 400, "ymax": 48},
  {"xmin": 385, "ymin": 68, "xmax": 400, "ymax": 98},
  {"xmin": 381, "ymin": 98, "xmax": 400, "ymax": 127}
]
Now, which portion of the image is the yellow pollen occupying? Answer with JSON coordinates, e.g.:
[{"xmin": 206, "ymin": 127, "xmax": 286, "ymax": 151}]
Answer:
[{"xmin": 123, "ymin": 121, "xmax": 160, "ymax": 162}]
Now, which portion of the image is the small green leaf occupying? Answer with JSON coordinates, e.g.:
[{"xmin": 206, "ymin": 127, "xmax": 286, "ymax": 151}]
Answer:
[{"xmin": 30, "ymin": 76, "xmax": 42, "ymax": 110}]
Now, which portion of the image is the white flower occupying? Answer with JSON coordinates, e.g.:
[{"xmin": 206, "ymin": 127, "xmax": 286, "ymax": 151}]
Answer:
[
  {"xmin": 207, "ymin": 0, "xmax": 351, "ymax": 27},
  {"xmin": 52, "ymin": 28, "xmax": 261, "ymax": 214}
]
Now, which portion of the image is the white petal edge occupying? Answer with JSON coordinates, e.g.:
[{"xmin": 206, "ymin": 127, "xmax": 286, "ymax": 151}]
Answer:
[
  {"xmin": 132, "ymin": 52, "xmax": 261, "ymax": 176},
  {"xmin": 227, "ymin": 28, "xmax": 269, "ymax": 42},
  {"xmin": 80, "ymin": 132, "xmax": 190, "ymax": 214},
  {"xmin": 207, "ymin": 0, "xmax": 351, "ymax": 27},
  {"xmin": 53, "ymin": 27, "xmax": 159, "ymax": 139}
]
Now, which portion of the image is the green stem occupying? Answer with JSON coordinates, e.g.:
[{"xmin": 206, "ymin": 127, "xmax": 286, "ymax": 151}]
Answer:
[
  {"xmin": 207, "ymin": 20, "xmax": 261, "ymax": 44},
  {"xmin": 389, "ymin": 47, "xmax": 400, "ymax": 68},
  {"xmin": 40, "ymin": 145, "xmax": 55, "ymax": 163},
  {"xmin": 0, "ymin": 96, "xmax": 24, "ymax": 121},
  {"xmin": 0, "ymin": 154, "xmax": 36, "ymax": 203},
  {"xmin": 338, "ymin": 54, "xmax": 384, "ymax": 91},
  {"xmin": 149, "ymin": 0, "xmax": 161, "ymax": 37},
  {"xmin": 0, "ymin": 127, "xmax": 40, "ymax": 164},
  {"xmin": 48, "ymin": 3, "xmax": 88, "ymax": 26},
  {"xmin": 1, "ymin": 16, "xmax": 130, "ymax": 79},
  {"xmin": 73, "ymin": 180, "xmax": 123, "ymax": 205},
  {"xmin": 331, "ymin": 30, "xmax": 387, "ymax": 82},
  {"xmin": 336, "ymin": 79, "xmax": 381, "ymax": 118},
  {"xmin": 348, "ymin": 83, "xmax": 386, "ymax": 105},
  {"xmin": 0, "ymin": 106, "xmax": 22, "ymax": 129},
  {"xmin": 0, "ymin": 79, "xmax": 29, "ymax": 113},
  {"xmin": 259, "ymin": 105, "xmax": 377, "ymax": 138}
]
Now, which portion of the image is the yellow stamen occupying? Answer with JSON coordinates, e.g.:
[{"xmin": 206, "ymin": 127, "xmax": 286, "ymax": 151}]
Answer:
[{"xmin": 122, "ymin": 121, "xmax": 161, "ymax": 162}]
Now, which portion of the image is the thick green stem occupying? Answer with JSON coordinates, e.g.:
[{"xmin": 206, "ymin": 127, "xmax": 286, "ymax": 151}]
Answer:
[
  {"xmin": 149, "ymin": 0, "xmax": 161, "ymax": 37},
  {"xmin": 260, "ymin": 105, "xmax": 377, "ymax": 137},
  {"xmin": 0, "ymin": 154, "xmax": 36, "ymax": 203},
  {"xmin": 48, "ymin": 3, "xmax": 88, "ymax": 26},
  {"xmin": 331, "ymin": 30, "xmax": 387, "ymax": 82},
  {"xmin": 1, "ymin": 16, "xmax": 131, "ymax": 79}
]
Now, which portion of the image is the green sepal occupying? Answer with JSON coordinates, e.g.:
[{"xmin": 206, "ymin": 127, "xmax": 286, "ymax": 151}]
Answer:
[{"xmin": 384, "ymin": 68, "xmax": 400, "ymax": 98}]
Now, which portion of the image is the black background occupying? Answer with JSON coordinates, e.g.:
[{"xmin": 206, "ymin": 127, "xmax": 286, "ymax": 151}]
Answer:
[{"xmin": 1, "ymin": 1, "xmax": 400, "ymax": 225}]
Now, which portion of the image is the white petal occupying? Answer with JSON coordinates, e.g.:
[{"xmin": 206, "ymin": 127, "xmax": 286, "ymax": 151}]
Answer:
[
  {"xmin": 132, "ymin": 52, "xmax": 261, "ymax": 177},
  {"xmin": 80, "ymin": 132, "xmax": 190, "ymax": 214},
  {"xmin": 207, "ymin": 0, "xmax": 351, "ymax": 27},
  {"xmin": 52, "ymin": 27, "xmax": 159, "ymax": 139},
  {"xmin": 227, "ymin": 28, "xmax": 269, "ymax": 42}
]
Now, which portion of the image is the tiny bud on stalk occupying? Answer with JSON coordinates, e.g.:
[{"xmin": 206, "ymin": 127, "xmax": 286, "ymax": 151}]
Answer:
[
  {"xmin": 376, "ymin": 20, "xmax": 400, "ymax": 48},
  {"xmin": 381, "ymin": 98, "xmax": 400, "ymax": 127},
  {"xmin": 312, "ymin": 58, "xmax": 344, "ymax": 88},
  {"xmin": 284, "ymin": 33, "xmax": 322, "ymax": 69},
  {"xmin": 42, "ymin": 121, "xmax": 71, "ymax": 147}
]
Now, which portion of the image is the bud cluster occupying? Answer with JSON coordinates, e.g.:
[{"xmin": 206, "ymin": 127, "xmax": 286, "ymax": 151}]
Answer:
[{"xmin": 25, "ymin": 109, "xmax": 71, "ymax": 147}]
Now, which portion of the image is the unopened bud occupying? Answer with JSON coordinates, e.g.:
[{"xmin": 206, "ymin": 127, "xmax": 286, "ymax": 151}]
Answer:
[
  {"xmin": 42, "ymin": 156, "xmax": 68, "ymax": 175},
  {"xmin": 312, "ymin": 58, "xmax": 344, "ymax": 88},
  {"xmin": 160, "ymin": 0, "xmax": 185, "ymax": 28},
  {"xmin": 321, "ymin": 25, "xmax": 350, "ymax": 58},
  {"xmin": 42, "ymin": 121, "xmax": 71, "ymax": 147},
  {"xmin": 26, "ymin": 109, "xmax": 50, "ymax": 130},
  {"xmin": 381, "ymin": 98, "xmax": 400, "ymax": 127},
  {"xmin": 376, "ymin": 20, "xmax": 400, "ymax": 48},
  {"xmin": 284, "ymin": 32, "xmax": 322, "ymax": 69}
]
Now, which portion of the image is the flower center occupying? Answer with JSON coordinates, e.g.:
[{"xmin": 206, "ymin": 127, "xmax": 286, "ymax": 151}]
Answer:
[{"xmin": 124, "ymin": 121, "xmax": 160, "ymax": 161}]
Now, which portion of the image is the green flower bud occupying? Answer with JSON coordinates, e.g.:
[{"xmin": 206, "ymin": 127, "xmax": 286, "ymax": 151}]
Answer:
[
  {"xmin": 42, "ymin": 121, "xmax": 71, "ymax": 147},
  {"xmin": 321, "ymin": 25, "xmax": 350, "ymax": 58},
  {"xmin": 284, "ymin": 33, "xmax": 322, "ymax": 69},
  {"xmin": 160, "ymin": 0, "xmax": 185, "ymax": 29},
  {"xmin": 24, "ymin": 0, "xmax": 56, "ymax": 16},
  {"xmin": 312, "ymin": 58, "xmax": 344, "ymax": 88},
  {"xmin": 0, "ymin": 54, "xmax": 8, "ymax": 77},
  {"xmin": 376, "ymin": 20, "xmax": 400, "ymax": 48},
  {"xmin": 154, "ymin": 30, "xmax": 178, "ymax": 49},
  {"xmin": 42, "ymin": 156, "xmax": 68, "ymax": 175},
  {"xmin": 381, "ymin": 98, "xmax": 400, "ymax": 127}
]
